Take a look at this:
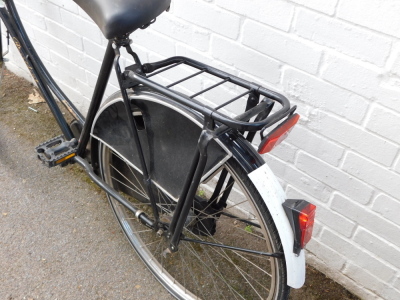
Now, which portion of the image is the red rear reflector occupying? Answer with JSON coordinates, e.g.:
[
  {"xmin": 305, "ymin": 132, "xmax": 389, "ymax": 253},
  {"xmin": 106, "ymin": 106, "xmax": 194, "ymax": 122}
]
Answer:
[
  {"xmin": 299, "ymin": 203, "xmax": 316, "ymax": 248},
  {"xmin": 258, "ymin": 113, "xmax": 300, "ymax": 154}
]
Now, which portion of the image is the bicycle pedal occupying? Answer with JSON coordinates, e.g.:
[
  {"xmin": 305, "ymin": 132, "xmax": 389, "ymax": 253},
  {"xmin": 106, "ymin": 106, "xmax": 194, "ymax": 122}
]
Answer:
[{"xmin": 35, "ymin": 135, "xmax": 78, "ymax": 167}]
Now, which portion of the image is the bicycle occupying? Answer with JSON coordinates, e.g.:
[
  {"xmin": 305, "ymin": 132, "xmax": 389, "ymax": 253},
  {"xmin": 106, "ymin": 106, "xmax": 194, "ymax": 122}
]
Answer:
[{"xmin": 0, "ymin": 0, "xmax": 316, "ymax": 299}]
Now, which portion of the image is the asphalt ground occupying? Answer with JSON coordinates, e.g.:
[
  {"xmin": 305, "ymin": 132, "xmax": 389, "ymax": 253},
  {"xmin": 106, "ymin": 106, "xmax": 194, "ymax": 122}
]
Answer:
[{"xmin": 0, "ymin": 68, "xmax": 173, "ymax": 300}]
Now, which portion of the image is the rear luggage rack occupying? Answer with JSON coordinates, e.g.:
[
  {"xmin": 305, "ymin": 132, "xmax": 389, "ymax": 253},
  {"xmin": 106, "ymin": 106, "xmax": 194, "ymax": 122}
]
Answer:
[{"xmin": 124, "ymin": 56, "xmax": 296, "ymax": 135}]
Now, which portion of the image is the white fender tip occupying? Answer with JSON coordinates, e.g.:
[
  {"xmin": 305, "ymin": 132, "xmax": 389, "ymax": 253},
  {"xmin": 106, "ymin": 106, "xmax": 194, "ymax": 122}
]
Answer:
[{"xmin": 248, "ymin": 163, "xmax": 305, "ymax": 288}]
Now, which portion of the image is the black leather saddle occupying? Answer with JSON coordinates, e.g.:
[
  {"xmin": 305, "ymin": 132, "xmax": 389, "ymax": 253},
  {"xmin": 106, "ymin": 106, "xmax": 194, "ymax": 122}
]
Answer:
[{"xmin": 73, "ymin": 0, "xmax": 171, "ymax": 39}]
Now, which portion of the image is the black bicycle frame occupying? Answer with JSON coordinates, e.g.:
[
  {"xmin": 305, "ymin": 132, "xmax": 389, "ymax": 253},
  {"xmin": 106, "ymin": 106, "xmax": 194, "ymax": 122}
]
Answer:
[{"xmin": 0, "ymin": 0, "xmax": 287, "ymax": 257}]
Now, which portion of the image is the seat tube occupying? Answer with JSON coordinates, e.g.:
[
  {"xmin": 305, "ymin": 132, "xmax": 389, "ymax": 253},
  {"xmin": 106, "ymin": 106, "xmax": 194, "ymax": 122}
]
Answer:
[{"xmin": 77, "ymin": 41, "xmax": 115, "ymax": 157}]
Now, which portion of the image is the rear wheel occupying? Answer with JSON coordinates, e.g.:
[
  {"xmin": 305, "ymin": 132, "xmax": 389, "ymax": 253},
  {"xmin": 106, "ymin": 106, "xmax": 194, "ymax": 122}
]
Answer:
[{"xmin": 97, "ymin": 94, "xmax": 290, "ymax": 299}]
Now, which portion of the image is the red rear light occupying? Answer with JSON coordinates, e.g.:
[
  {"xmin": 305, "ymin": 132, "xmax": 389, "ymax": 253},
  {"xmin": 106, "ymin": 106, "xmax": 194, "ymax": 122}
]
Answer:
[
  {"xmin": 299, "ymin": 203, "xmax": 316, "ymax": 248},
  {"xmin": 283, "ymin": 199, "xmax": 316, "ymax": 255},
  {"xmin": 258, "ymin": 113, "xmax": 300, "ymax": 154}
]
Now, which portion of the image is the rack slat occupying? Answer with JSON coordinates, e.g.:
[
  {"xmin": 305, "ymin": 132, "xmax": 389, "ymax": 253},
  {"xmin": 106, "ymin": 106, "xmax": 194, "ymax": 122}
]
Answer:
[
  {"xmin": 189, "ymin": 78, "xmax": 230, "ymax": 99},
  {"xmin": 214, "ymin": 90, "xmax": 251, "ymax": 110},
  {"xmin": 146, "ymin": 61, "xmax": 185, "ymax": 78},
  {"xmin": 166, "ymin": 69, "xmax": 206, "ymax": 88}
]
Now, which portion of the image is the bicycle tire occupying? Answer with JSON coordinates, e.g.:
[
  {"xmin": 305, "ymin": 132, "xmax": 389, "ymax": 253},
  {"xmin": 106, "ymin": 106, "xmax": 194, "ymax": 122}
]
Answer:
[{"xmin": 95, "ymin": 91, "xmax": 290, "ymax": 300}]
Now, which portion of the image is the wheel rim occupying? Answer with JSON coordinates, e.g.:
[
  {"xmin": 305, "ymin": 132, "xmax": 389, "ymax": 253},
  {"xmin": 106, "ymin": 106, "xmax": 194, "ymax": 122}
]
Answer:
[{"xmin": 99, "ymin": 143, "xmax": 282, "ymax": 300}]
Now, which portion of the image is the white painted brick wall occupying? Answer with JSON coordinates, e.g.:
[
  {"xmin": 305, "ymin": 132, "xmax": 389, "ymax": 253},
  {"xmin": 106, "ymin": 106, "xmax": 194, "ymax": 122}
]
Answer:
[
  {"xmin": 3, "ymin": 0, "xmax": 400, "ymax": 299},
  {"xmin": 243, "ymin": 20, "xmax": 322, "ymax": 73}
]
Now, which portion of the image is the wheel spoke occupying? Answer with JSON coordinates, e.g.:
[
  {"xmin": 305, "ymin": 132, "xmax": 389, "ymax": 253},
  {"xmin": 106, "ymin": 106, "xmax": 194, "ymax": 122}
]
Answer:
[
  {"xmin": 157, "ymin": 188, "xmax": 174, "ymax": 215},
  {"xmin": 179, "ymin": 248, "xmax": 207, "ymax": 299},
  {"xmin": 110, "ymin": 174, "xmax": 148, "ymax": 199},
  {"xmin": 190, "ymin": 200, "xmax": 267, "ymax": 243},
  {"xmin": 110, "ymin": 151, "xmax": 147, "ymax": 196},
  {"xmin": 183, "ymin": 226, "xmax": 272, "ymax": 295},
  {"xmin": 182, "ymin": 241, "xmax": 245, "ymax": 300},
  {"xmin": 110, "ymin": 160, "xmax": 147, "ymax": 195},
  {"xmin": 182, "ymin": 238, "xmax": 239, "ymax": 300}
]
